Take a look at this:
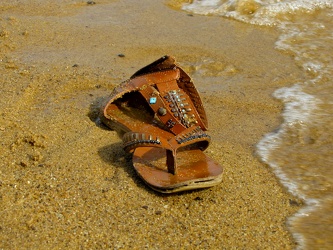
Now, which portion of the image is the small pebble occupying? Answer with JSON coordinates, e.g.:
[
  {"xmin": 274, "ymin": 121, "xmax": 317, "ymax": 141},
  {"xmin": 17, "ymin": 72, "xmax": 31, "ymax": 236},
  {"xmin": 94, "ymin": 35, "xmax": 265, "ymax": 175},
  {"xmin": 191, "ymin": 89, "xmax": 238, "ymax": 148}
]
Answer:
[
  {"xmin": 289, "ymin": 199, "xmax": 300, "ymax": 206},
  {"xmin": 20, "ymin": 161, "xmax": 28, "ymax": 167},
  {"xmin": 118, "ymin": 53, "xmax": 125, "ymax": 58}
]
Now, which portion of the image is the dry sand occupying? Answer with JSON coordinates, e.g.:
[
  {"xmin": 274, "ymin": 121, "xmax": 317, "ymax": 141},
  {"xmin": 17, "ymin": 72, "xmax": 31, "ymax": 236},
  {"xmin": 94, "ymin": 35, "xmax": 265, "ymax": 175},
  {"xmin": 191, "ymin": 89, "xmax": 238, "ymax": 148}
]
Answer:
[{"xmin": 0, "ymin": 0, "xmax": 304, "ymax": 249}]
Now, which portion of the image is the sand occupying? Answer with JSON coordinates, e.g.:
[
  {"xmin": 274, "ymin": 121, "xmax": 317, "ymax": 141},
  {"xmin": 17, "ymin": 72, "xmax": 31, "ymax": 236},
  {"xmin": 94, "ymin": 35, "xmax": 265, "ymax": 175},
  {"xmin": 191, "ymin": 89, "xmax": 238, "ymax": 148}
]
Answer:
[{"xmin": 0, "ymin": 0, "xmax": 304, "ymax": 249}]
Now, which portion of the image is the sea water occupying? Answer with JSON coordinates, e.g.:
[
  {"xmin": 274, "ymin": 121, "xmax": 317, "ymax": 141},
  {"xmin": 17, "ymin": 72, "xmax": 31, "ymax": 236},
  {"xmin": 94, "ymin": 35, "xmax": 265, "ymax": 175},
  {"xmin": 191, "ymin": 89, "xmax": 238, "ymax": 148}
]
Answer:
[{"xmin": 183, "ymin": 0, "xmax": 333, "ymax": 249}]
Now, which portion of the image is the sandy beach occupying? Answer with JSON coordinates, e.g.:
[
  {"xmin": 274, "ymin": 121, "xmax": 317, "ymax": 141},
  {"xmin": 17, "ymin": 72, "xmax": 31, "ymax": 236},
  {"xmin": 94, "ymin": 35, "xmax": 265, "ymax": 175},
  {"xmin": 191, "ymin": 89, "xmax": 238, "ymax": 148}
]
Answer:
[{"xmin": 0, "ymin": 0, "xmax": 305, "ymax": 248}]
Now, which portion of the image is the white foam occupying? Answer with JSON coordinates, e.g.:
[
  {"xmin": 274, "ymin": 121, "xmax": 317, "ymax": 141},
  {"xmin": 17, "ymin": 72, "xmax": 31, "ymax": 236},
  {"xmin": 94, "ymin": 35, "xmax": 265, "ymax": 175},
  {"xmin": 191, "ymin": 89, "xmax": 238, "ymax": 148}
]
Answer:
[
  {"xmin": 273, "ymin": 85, "xmax": 319, "ymax": 125},
  {"xmin": 183, "ymin": 0, "xmax": 333, "ymax": 26},
  {"xmin": 256, "ymin": 85, "xmax": 321, "ymax": 249},
  {"xmin": 257, "ymin": 84, "xmax": 322, "ymax": 197}
]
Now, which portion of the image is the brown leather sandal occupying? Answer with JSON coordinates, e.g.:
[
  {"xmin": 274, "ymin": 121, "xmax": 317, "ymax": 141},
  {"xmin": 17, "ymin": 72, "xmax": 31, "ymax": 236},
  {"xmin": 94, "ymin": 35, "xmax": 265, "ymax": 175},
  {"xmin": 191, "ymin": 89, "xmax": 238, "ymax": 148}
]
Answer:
[{"xmin": 101, "ymin": 55, "xmax": 223, "ymax": 193}]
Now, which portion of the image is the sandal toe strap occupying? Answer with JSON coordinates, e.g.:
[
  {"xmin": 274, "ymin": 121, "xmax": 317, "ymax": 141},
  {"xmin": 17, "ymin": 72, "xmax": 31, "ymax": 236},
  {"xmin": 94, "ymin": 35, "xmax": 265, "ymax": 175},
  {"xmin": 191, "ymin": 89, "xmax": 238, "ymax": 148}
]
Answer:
[{"xmin": 122, "ymin": 126, "xmax": 210, "ymax": 174}]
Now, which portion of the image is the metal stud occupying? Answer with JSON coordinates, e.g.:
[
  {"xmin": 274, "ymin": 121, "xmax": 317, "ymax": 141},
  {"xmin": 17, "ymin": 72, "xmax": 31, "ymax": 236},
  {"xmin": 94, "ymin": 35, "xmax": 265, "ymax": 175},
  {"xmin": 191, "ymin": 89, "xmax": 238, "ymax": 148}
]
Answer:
[{"xmin": 158, "ymin": 107, "xmax": 167, "ymax": 116}]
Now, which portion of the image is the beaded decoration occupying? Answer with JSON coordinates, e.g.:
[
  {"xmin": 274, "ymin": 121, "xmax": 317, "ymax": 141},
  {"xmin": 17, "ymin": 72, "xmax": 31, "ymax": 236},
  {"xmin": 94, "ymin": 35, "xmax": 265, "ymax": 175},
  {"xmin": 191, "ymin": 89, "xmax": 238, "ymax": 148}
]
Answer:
[
  {"xmin": 163, "ymin": 90, "xmax": 198, "ymax": 128},
  {"xmin": 175, "ymin": 127, "xmax": 210, "ymax": 144},
  {"xmin": 123, "ymin": 132, "xmax": 161, "ymax": 151}
]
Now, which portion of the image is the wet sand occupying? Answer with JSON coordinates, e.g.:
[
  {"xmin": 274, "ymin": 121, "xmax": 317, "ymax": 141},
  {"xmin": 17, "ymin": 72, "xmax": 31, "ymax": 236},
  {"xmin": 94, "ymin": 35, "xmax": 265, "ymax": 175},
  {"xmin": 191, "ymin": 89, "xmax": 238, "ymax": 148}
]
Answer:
[{"xmin": 0, "ymin": 0, "xmax": 304, "ymax": 248}]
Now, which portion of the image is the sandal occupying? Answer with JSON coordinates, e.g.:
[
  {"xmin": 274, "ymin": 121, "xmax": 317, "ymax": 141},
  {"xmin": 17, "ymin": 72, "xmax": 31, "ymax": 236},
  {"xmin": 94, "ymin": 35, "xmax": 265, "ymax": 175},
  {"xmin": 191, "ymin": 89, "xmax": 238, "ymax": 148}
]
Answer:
[{"xmin": 101, "ymin": 55, "xmax": 223, "ymax": 193}]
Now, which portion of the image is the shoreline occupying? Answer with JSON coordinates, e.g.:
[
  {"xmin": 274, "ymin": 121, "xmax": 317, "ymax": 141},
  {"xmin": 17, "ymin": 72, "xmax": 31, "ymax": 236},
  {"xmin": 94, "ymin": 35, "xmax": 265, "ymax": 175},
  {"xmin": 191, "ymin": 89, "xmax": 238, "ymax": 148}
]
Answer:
[{"xmin": 0, "ymin": 1, "xmax": 304, "ymax": 248}]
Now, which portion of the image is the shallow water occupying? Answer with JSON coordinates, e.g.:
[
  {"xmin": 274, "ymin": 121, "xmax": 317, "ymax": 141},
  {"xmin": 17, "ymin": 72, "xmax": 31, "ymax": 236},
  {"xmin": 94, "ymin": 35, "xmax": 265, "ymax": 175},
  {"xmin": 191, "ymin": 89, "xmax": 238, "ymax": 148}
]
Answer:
[{"xmin": 182, "ymin": 0, "xmax": 333, "ymax": 249}]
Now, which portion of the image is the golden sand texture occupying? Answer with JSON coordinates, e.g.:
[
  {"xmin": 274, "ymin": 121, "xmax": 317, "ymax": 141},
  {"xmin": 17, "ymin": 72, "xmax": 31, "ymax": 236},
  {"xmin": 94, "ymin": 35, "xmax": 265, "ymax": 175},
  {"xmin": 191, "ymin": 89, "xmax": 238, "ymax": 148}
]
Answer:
[{"xmin": 0, "ymin": 0, "xmax": 304, "ymax": 248}]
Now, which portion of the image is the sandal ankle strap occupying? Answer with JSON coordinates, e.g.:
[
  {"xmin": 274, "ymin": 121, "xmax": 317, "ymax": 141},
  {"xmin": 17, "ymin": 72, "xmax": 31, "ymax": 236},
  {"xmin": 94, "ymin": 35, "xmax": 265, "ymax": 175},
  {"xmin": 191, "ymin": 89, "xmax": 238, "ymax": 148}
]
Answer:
[{"xmin": 103, "ymin": 55, "xmax": 208, "ymax": 135}]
